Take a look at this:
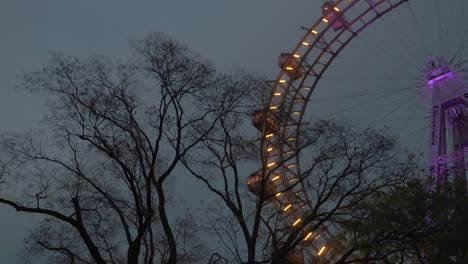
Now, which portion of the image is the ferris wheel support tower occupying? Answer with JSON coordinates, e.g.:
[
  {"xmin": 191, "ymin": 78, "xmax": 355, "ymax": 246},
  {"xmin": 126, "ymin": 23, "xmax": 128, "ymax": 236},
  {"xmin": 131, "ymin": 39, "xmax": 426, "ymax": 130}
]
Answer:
[{"xmin": 427, "ymin": 58, "xmax": 468, "ymax": 191}]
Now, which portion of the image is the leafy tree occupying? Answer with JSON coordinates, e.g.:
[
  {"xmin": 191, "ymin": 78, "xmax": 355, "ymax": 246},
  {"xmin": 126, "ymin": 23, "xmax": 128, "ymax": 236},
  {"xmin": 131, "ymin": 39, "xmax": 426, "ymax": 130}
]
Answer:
[
  {"xmin": 338, "ymin": 176, "xmax": 468, "ymax": 264},
  {"xmin": 421, "ymin": 179, "xmax": 468, "ymax": 264}
]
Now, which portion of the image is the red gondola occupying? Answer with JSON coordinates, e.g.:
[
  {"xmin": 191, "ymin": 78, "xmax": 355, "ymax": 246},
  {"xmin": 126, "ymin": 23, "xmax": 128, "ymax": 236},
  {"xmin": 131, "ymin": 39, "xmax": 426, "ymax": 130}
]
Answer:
[
  {"xmin": 247, "ymin": 172, "xmax": 263, "ymax": 195},
  {"xmin": 276, "ymin": 241, "xmax": 305, "ymax": 264},
  {"xmin": 247, "ymin": 171, "xmax": 277, "ymax": 197},
  {"xmin": 251, "ymin": 109, "xmax": 278, "ymax": 133},
  {"xmin": 278, "ymin": 53, "xmax": 304, "ymax": 81}
]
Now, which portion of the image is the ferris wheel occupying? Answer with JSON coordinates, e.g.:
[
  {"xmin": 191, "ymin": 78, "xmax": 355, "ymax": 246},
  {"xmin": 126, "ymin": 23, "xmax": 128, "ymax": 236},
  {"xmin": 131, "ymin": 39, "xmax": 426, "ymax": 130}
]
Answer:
[{"xmin": 247, "ymin": 0, "xmax": 468, "ymax": 262}]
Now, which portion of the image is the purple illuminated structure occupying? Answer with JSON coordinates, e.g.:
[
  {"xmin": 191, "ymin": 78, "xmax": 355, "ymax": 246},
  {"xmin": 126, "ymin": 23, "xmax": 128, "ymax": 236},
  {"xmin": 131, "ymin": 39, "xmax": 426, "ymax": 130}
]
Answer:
[
  {"xmin": 426, "ymin": 58, "xmax": 468, "ymax": 192},
  {"xmin": 321, "ymin": 1, "xmax": 346, "ymax": 31}
]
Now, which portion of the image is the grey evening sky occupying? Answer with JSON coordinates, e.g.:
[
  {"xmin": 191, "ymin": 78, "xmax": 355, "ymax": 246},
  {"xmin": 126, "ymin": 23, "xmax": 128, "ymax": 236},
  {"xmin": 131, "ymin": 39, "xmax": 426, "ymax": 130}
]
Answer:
[
  {"xmin": 0, "ymin": 1, "xmax": 464, "ymax": 263},
  {"xmin": 0, "ymin": 1, "xmax": 318, "ymax": 262}
]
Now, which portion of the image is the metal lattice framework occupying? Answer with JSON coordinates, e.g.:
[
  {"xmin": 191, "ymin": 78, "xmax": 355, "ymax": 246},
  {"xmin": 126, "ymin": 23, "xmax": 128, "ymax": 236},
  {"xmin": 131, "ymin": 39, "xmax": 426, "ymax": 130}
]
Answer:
[
  {"xmin": 426, "ymin": 59, "xmax": 468, "ymax": 191},
  {"xmin": 259, "ymin": 0, "xmax": 415, "ymax": 261}
]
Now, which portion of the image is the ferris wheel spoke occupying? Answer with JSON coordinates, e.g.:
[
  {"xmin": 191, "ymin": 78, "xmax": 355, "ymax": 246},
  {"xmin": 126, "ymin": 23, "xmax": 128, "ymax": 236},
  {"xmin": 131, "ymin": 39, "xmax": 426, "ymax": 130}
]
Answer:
[
  {"xmin": 366, "ymin": 93, "xmax": 420, "ymax": 127},
  {"xmin": 407, "ymin": 1, "xmax": 430, "ymax": 56},
  {"xmin": 434, "ymin": 0, "xmax": 443, "ymax": 57},
  {"xmin": 315, "ymin": 85, "xmax": 418, "ymax": 120},
  {"xmin": 449, "ymin": 9, "xmax": 468, "ymax": 63},
  {"xmin": 309, "ymin": 86, "xmax": 415, "ymax": 102}
]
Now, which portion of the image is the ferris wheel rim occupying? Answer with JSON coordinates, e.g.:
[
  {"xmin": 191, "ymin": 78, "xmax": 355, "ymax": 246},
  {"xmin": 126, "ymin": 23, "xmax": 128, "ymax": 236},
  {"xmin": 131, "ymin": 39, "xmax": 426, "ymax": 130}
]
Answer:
[{"xmin": 261, "ymin": 0, "xmax": 416, "ymax": 258}]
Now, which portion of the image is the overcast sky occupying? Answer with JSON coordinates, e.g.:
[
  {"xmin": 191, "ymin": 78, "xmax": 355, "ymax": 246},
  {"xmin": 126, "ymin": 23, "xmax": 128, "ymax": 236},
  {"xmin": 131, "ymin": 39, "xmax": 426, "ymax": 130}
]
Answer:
[
  {"xmin": 0, "ymin": 2, "xmax": 320, "ymax": 262},
  {"xmin": 0, "ymin": 1, "xmax": 466, "ymax": 263}
]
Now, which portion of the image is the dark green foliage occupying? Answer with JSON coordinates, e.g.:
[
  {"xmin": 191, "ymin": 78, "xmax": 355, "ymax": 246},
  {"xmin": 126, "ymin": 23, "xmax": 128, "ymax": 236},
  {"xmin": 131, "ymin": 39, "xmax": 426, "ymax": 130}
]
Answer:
[{"xmin": 337, "ymin": 177, "xmax": 468, "ymax": 263}]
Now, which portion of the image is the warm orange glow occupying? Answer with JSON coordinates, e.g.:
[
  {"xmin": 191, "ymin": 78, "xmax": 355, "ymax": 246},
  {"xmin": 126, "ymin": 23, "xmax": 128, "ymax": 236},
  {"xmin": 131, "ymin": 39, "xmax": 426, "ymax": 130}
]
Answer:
[
  {"xmin": 304, "ymin": 232, "xmax": 313, "ymax": 240},
  {"xmin": 265, "ymin": 134, "xmax": 274, "ymax": 138},
  {"xmin": 274, "ymin": 92, "xmax": 282, "ymax": 96},
  {"xmin": 315, "ymin": 234, "xmax": 321, "ymax": 240},
  {"xmin": 318, "ymin": 246, "xmax": 326, "ymax": 256},
  {"xmin": 267, "ymin": 147, "xmax": 274, "ymax": 152},
  {"xmin": 269, "ymin": 106, "xmax": 277, "ymax": 110},
  {"xmin": 276, "ymin": 192, "xmax": 282, "ymax": 197},
  {"xmin": 279, "ymin": 79, "xmax": 287, "ymax": 83},
  {"xmin": 293, "ymin": 111, "xmax": 301, "ymax": 115},
  {"xmin": 271, "ymin": 175, "xmax": 280, "ymax": 181},
  {"xmin": 312, "ymin": 30, "xmax": 318, "ymax": 35},
  {"xmin": 322, "ymin": 18, "xmax": 329, "ymax": 23},
  {"xmin": 302, "ymin": 41, "xmax": 309, "ymax": 46},
  {"xmin": 334, "ymin": 6, "xmax": 340, "ymax": 12},
  {"xmin": 293, "ymin": 218, "xmax": 302, "ymax": 226},
  {"xmin": 267, "ymin": 162, "xmax": 276, "ymax": 167},
  {"xmin": 283, "ymin": 204, "xmax": 292, "ymax": 211},
  {"xmin": 287, "ymin": 164, "xmax": 296, "ymax": 168},
  {"xmin": 289, "ymin": 178, "xmax": 297, "ymax": 182},
  {"xmin": 286, "ymin": 66, "xmax": 294, "ymax": 71},
  {"xmin": 293, "ymin": 54, "xmax": 300, "ymax": 58}
]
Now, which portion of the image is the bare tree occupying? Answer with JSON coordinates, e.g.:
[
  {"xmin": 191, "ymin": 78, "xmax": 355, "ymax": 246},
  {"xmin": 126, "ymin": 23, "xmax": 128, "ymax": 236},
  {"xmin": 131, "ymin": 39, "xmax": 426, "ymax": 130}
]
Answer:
[
  {"xmin": 183, "ymin": 95, "xmax": 420, "ymax": 264},
  {"xmin": 0, "ymin": 33, "xmax": 252, "ymax": 264},
  {"xmin": 0, "ymin": 31, "xmax": 432, "ymax": 264}
]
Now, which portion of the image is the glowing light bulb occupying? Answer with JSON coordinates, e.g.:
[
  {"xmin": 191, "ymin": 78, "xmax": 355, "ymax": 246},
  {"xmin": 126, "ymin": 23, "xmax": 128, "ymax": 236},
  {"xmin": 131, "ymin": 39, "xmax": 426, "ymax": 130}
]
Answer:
[
  {"xmin": 293, "ymin": 218, "xmax": 302, "ymax": 226},
  {"xmin": 318, "ymin": 246, "xmax": 326, "ymax": 256}
]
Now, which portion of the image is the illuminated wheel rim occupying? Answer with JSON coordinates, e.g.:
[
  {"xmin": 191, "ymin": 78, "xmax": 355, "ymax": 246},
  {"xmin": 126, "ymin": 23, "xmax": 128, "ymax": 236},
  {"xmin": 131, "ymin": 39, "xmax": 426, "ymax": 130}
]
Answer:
[{"xmin": 262, "ymin": 0, "xmax": 413, "ymax": 260}]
